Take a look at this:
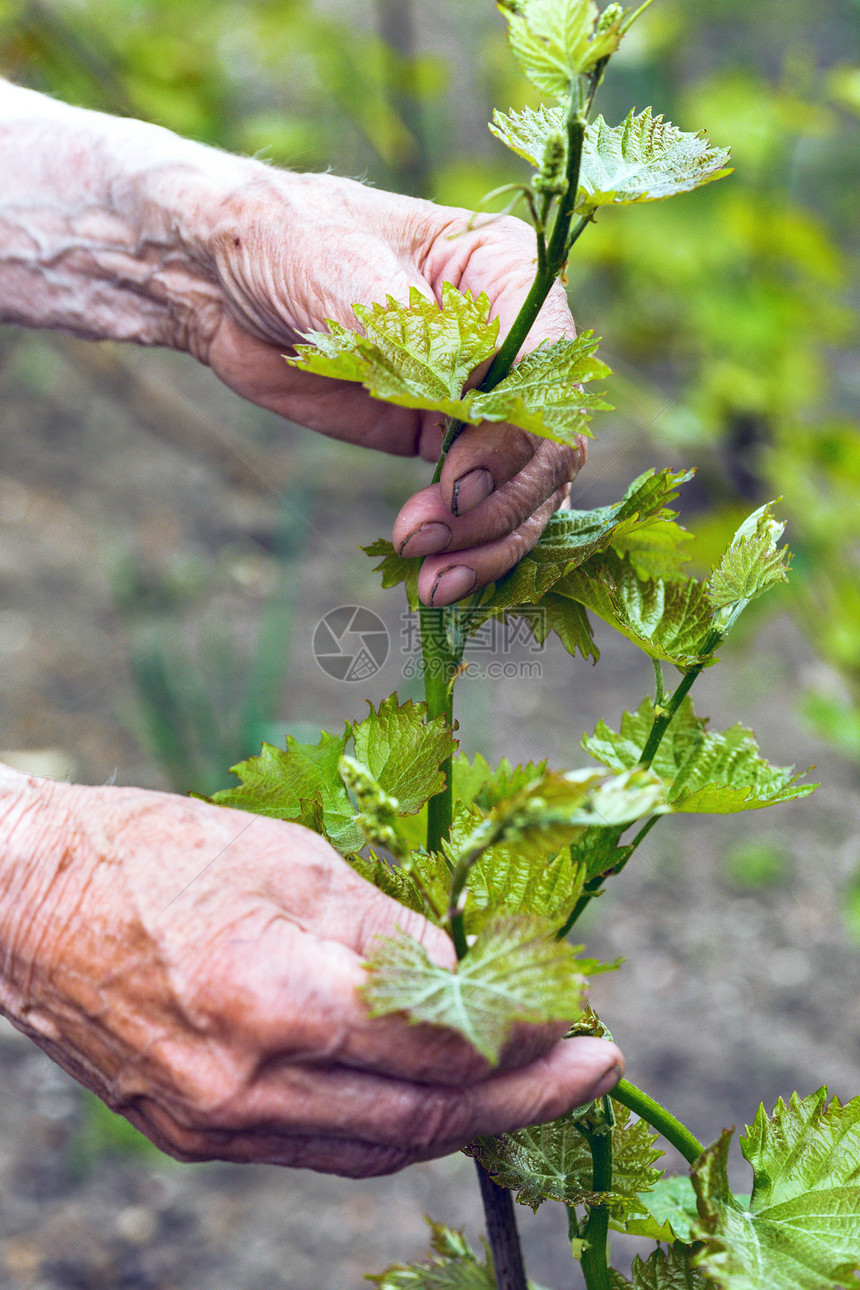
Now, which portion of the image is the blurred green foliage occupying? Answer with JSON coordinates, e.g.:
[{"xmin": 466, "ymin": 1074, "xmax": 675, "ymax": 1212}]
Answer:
[{"xmin": 722, "ymin": 837, "xmax": 789, "ymax": 892}]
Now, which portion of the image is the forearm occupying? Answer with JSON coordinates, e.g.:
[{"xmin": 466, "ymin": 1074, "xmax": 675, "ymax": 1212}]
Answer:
[{"xmin": 0, "ymin": 80, "xmax": 266, "ymax": 354}]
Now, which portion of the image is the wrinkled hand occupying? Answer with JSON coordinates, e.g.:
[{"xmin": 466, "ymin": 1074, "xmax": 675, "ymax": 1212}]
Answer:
[
  {"xmin": 4, "ymin": 777, "xmax": 622, "ymax": 1177},
  {"xmin": 201, "ymin": 173, "xmax": 585, "ymax": 605}
]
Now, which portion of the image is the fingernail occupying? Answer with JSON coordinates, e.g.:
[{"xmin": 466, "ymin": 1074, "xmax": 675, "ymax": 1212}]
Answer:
[
  {"xmin": 452, "ymin": 467, "xmax": 494, "ymax": 517},
  {"xmin": 430, "ymin": 565, "xmax": 478, "ymax": 606},
  {"xmin": 592, "ymin": 1062, "xmax": 623, "ymax": 1098},
  {"xmin": 398, "ymin": 521, "xmax": 452, "ymax": 559}
]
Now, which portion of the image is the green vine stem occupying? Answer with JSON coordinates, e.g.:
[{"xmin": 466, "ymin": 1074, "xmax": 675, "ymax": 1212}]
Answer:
[
  {"xmin": 612, "ymin": 1077, "xmax": 704, "ymax": 1165},
  {"xmin": 419, "ymin": 602, "xmax": 459, "ymax": 859},
  {"xmin": 637, "ymin": 629, "xmax": 722, "ymax": 771},
  {"xmin": 417, "ymin": 68, "xmax": 594, "ymax": 1290},
  {"xmin": 579, "ymin": 1110, "xmax": 614, "ymax": 1290}
]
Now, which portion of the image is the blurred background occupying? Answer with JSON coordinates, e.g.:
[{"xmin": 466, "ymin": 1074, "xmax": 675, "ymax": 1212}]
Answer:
[{"xmin": 0, "ymin": 0, "xmax": 858, "ymax": 1285}]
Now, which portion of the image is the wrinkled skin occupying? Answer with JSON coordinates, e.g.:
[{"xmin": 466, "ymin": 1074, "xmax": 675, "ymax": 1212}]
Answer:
[
  {"xmin": 0, "ymin": 98, "xmax": 615, "ymax": 1178},
  {"xmin": 201, "ymin": 172, "xmax": 586, "ymax": 605},
  {"xmin": 1, "ymin": 776, "xmax": 622, "ymax": 1177}
]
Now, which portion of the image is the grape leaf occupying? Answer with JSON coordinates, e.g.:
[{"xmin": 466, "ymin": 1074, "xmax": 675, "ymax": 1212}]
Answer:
[
  {"xmin": 500, "ymin": 0, "xmax": 626, "ymax": 98},
  {"xmin": 349, "ymin": 848, "xmax": 454, "ymax": 926},
  {"xmin": 469, "ymin": 1098, "xmax": 663, "ymax": 1212},
  {"xmin": 468, "ymin": 334, "xmax": 612, "ymax": 446},
  {"xmin": 530, "ymin": 592, "xmax": 598, "ymax": 660},
  {"xmin": 707, "ymin": 503, "xmax": 791, "ymax": 635},
  {"xmin": 451, "ymin": 753, "xmax": 549, "ymax": 812},
  {"xmin": 692, "ymin": 1091, "xmax": 860, "ymax": 1290},
  {"xmin": 212, "ymin": 727, "xmax": 364, "ymax": 852},
  {"xmin": 352, "ymin": 695, "xmax": 458, "ymax": 815},
  {"xmin": 610, "ymin": 1245, "xmax": 713, "ymax": 1290},
  {"xmin": 365, "ymin": 469, "xmax": 692, "ymax": 625},
  {"xmin": 577, "ymin": 109, "xmax": 732, "ymax": 210},
  {"xmin": 363, "ymin": 538, "xmax": 421, "ymax": 612},
  {"xmin": 584, "ymin": 696, "xmax": 817, "ymax": 813},
  {"xmin": 287, "ymin": 284, "xmax": 497, "ymax": 417},
  {"xmin": 553, "ymin": 552, "xmax": 716, "ymax": 667},
  {"xmin": 349, "ymin": 850, "xmax": 426, "ymax": 916},
  {"xmin": 449, "ymin": 766, "xmax": 667, "ymax": 869},
  {"xmin": 468, "ymin": 468, "xmax": 694, "ymax": 641},
  {"xmin": 362, "ymin": 913, "xmax": 590, "ymax": 1063},
  {"xmin": 572, "ymin": 828, "xmax": 635, "ymax": 884},
  {"xmin": 610, "ymin": 1174, "xmax": 700, "ymax": 1243},
  {"xmin": 369, "ymin": 1221, "xmax": 549, "ymax": 1290},
  {"xmin": 465, "ymin": 827, "xmax": 585, "ymax": 924},
  {"xmin": 490, "ymin": 102, "xmax": 571, "ymax": 167},
  {"xmin": 289, "ymin": 286, "xmax": 609, "ymax": 447},
  {"xmin": 491, "ymin": 104, "xmax": 731, "ymax": 210},
  {"xmin": 211, "ymin": 698, "xmax": 458, "ymax": 852}
]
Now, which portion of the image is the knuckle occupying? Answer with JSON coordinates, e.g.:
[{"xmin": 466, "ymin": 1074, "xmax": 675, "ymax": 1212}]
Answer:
[{"xmin": 394, "ymin": 1088, "xmax": 458, "ymax": 1151}]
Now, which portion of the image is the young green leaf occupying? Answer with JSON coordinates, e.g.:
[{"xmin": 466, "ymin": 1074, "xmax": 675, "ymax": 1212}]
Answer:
[
  {"xmin": 366, "ymin": 469, "xmax": 693, "ymax": 621},
  {"xmin": 369, "ymin": 1221, "xmax": 549, "ymax": 1290},
  {"xmin": 363, "ymin": 538, "xmax": 421, "ymax": 611},
  {"xmin": 500, "ymin": 0, "xmax": 627, "ymax": 98},
  {"xmin": 584, "ymin": 695, "xmax": 817, "ymax": 813},
  {"xmin": 450, "ymin": 766, "xmax": 667, "ymax": 870},
  {"xmin": 351, "ymin": 694, "xmax": 458, "ymax": 816},
  {"xmin": 287, "ymin": 284, "xmax": 498, "ymax": 418},
  {"xmin": 362, "ymin": 913, "xmax": 589, "ymax": 1064},
  {"xmin": 467, "ymin": 468, "xmax": 694, "ymax": 651},
  {"xmin": 468, "ymin": 333, "xmax": 612, "ymax": 448},
  {"xmin": 490, "ymin": 102, "xmax": 570, "ymax": 168},
  {"xmin": 460, "ymin": 818, "xmax": 585, "ymax": 925},
  {"xmin": 452, "ymin": 753, "xmax": 549, "ymax": 812},
  {"xmin": 707, "ymin": 502, "xmax": 791, "ymax": 635},
  {"xmin": 554, "ymin": 552, "xmax": 716, "ymax": 667},
  {"xmin": 211, "ymin": 727, "xmax": 365, "ymax": 852},
  {"xmin": 577, "ymin": 109, "xmax": 732, "ymax": 211},
  {"xmin": 610, "ymin": 1245, "xmax": 713, "ymax": 1290},
  {"xmin": 469, "ymin": 1098, "xmax": 663, "ymax": 1213},
  {"xmin": 610, "ymin": 1173, "xmax": 699, "ymax": 1243},
  {"xmin": 211, "ymin": 697, "xmax": 457, "ymax": 852},
  {"xmin": 692, "ymin": 1090, "xmax": 860, "ymax": 1290},
  {"xmin": 572, "ymin": 828, "xmax": 635, "ymax": 885},
  {"xmin": 348, "ymin": 850, "xmax": 426, "ymax": 916},
  {"xmin": 288, "ymin": 286, "xmax": 609, "ymax": 447}
]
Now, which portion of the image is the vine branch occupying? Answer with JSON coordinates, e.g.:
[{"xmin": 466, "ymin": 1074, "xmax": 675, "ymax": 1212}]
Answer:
[{"xmin": 612, "ymin": 1078, "xmax": 704, "ymax": 1164}]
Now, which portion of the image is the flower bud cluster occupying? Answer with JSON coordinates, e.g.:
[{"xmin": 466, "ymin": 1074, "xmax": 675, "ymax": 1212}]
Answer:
[
  {"xmin": 339, "ymin": 754, "xmax": 402, "ymax": 853},
  {"xmin": 596, "ymin": 3, "xmax": 624, "ymax": 33},
  {"xmin": 534, "ymin": 132, "xmax": 568, "ymax": 195}
]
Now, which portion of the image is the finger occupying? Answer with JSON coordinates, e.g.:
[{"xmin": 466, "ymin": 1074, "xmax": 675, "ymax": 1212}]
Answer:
[
  {"xmin": 413, "ymin": 489, "xmax": 565, "ymax": 606},
  {"xmin": 422, "ymin": 215, "xmax": 575, "ymax": 355},
  {"xmin": 394, "ymin": 437, "xmax": 584, "ymax": 559},
  {"xmin": 124, "ymin": 1097, "xmax": 417, "ymax": 1176},
  {"xmin": 225, "ymin": 919, "xmax": 569, "ymax": 1087},
  {"xmin": 127, "ymin": 1035, "xmax": 623, "ymax": 1175}
]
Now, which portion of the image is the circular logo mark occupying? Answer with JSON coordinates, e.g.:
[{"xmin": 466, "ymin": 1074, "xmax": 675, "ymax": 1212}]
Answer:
[{"xmin": 313, "ymin": 605, "xmax": 390, "ymax": 682}]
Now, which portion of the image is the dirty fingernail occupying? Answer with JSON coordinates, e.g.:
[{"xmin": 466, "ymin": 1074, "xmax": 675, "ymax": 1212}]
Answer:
[
  {"xmin": 399, "ymin": 521, "xmax": 452, "ymax": 558},
  {"xmin": 430, "ymin": 565, "xmax": 478, "ymax": 606},
  {"xmin": 452, "ymin": 467, "xmax": 494, "ymax": 517}
]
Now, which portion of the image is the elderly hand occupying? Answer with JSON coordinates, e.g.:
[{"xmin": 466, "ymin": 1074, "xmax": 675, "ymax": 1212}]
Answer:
[
  {"xmin": 0, "ymin": 83, "xmax": 584, "ymax": 605},
  {"xmin": 0, "ymin": 770, "xmax": 622, "ymax": 1177},
  {"xmin": 202, "ymin": 174, "xmax": 584, "ymax": 606}
]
